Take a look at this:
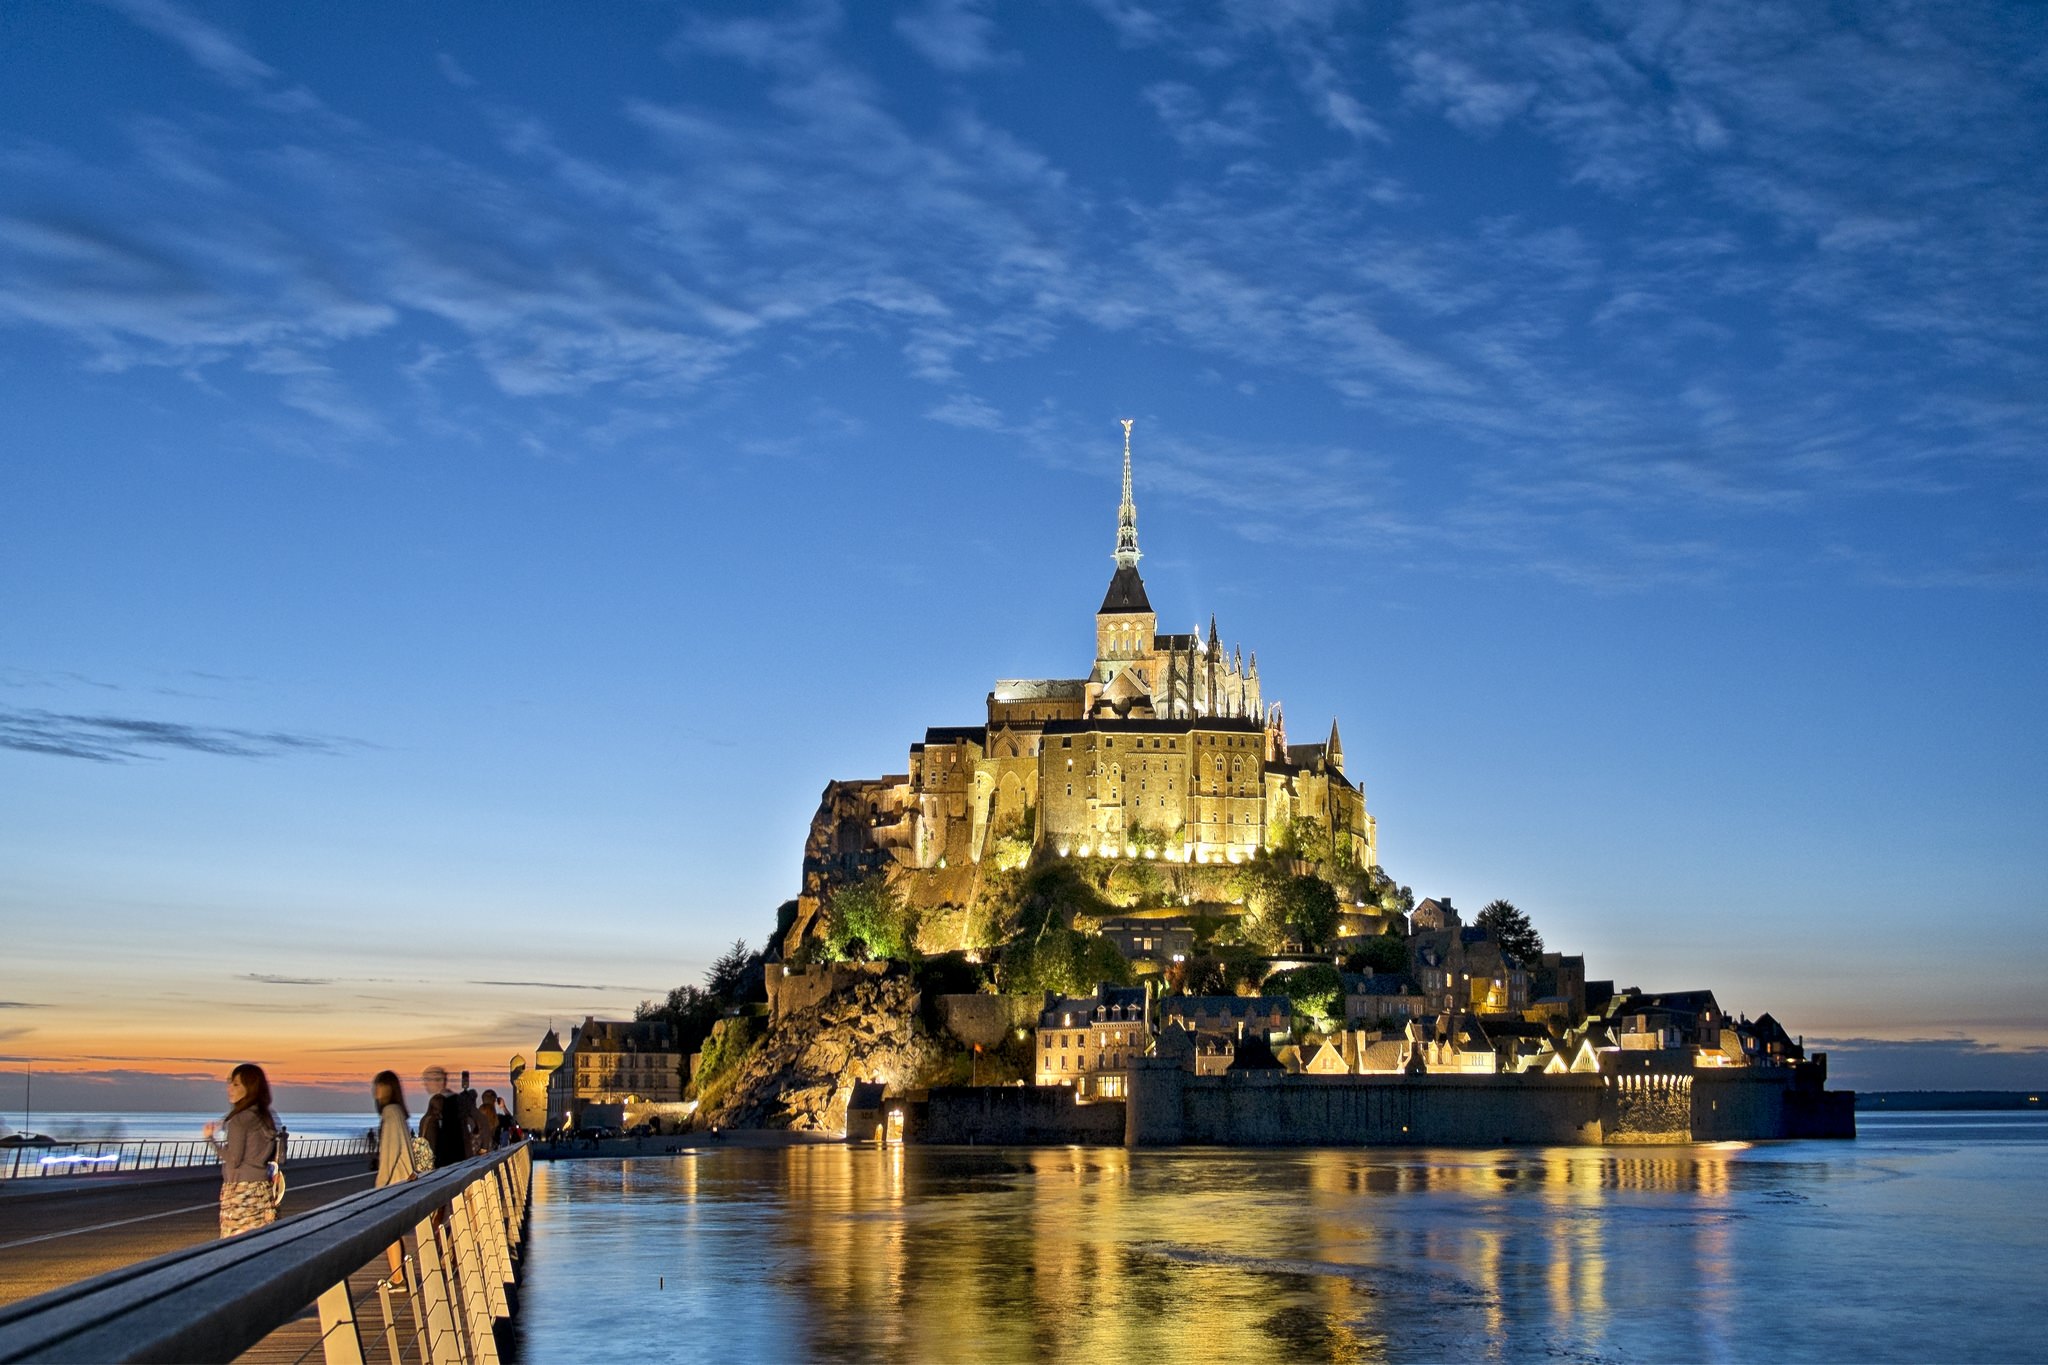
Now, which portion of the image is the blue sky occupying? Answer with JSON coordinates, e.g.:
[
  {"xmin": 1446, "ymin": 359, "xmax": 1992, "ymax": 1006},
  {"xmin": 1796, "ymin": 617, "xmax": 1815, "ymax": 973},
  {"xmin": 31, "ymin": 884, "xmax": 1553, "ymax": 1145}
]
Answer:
[{"xmin": 2, "ymin": 0, "xmax": 2044, "ymax": 1105}]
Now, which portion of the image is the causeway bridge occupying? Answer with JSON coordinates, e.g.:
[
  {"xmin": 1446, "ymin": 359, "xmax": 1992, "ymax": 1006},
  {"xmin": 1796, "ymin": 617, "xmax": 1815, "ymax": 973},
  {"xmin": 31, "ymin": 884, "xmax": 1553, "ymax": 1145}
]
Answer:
[{"xmin": 0, "ymin": 1140, "xmax": 531, "ymax": 1363}]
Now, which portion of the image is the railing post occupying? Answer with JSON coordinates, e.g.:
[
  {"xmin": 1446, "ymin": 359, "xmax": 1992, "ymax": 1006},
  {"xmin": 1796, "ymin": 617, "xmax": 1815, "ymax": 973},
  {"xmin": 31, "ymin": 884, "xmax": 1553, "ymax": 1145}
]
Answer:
[
  {"xmin": 475, "ymin": 1176, "xmax": 514, "ymax": 1299},
  {"xmin": 412, "ymin": 1214, "xmax": 466, "ymax": 1365},
  {"xmin": 448, "ymin": 1188, "xmax": 500, "ymax": 1363},
  {"xmin": 315, "ymin": 1281, "xmax": 367, "ymax": 1365},
  {"xmin": 375, "ymin": 1272, "xmax": 404, "ymax": 1365}
]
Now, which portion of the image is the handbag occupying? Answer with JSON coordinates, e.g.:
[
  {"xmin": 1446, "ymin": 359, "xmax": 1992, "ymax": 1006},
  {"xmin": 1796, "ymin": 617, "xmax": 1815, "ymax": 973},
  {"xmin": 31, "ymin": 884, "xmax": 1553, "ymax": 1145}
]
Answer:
[
  {"xmin": 269, "ymin": 1125, "xmax": 289, "ymax": 1207},
  {"xmin": 409, "ymin": 1133, "xmax": 436, "ymax": 1177}
]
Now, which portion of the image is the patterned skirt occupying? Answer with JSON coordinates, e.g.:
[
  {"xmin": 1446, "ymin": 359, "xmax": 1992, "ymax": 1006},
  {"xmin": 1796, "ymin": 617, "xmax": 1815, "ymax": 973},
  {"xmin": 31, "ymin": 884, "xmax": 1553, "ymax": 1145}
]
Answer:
[{"xmin": 220, "ymin": 1179, "xmax": 276, "ymax": 1237}]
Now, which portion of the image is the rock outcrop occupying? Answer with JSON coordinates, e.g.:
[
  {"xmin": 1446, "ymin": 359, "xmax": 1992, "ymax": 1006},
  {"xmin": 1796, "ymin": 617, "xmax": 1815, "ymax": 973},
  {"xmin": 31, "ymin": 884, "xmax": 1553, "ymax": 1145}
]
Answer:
[{"xmin": 702, "ymin": 975, "xmax": 945, "ymax": 1132}]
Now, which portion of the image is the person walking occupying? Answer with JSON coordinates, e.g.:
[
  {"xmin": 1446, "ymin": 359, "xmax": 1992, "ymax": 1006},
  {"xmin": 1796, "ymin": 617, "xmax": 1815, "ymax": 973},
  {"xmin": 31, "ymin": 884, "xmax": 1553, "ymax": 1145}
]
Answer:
[
  {"xmin": 202, "ymin": 1063, "xmax": 279, "ymax": 1239},
  {"xmin": 419, "ymin": 1066, "xmax": 468, "ymax": 1170}
]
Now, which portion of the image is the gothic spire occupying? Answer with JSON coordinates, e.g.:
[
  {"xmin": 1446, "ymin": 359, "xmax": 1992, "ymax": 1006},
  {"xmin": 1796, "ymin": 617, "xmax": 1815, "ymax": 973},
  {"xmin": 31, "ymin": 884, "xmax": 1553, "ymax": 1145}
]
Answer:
[{"xmin": 1114, "ymin": 418, "xmax": 1141, "ymax": 568}]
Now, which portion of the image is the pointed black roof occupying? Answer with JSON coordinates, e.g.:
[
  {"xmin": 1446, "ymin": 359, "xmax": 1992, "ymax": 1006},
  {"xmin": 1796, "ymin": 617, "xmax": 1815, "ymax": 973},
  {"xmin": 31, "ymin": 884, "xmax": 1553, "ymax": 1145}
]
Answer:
[{"xmin": 1099, "ymin": 564, "xmax": 1152, "ymax": 614}]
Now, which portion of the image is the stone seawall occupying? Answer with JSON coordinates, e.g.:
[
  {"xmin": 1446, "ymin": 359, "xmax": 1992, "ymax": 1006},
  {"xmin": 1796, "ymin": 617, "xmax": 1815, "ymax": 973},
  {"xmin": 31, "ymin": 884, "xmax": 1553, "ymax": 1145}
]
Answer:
[
  {"xmin": 1130, "ymin": 1065, "xmax": 1607, "ymax": 1147},
  {"xmin": 923, "ymin": 1086, "xmax": 1127, "ymax": 1145},
  {"xmin": 1693, "ymin": 1070, "xmax": 1856, "ymax": 1140},
  {"xmin": 1123, "ymin": 1058, "xmax": 1852, "ymax": 1146}
]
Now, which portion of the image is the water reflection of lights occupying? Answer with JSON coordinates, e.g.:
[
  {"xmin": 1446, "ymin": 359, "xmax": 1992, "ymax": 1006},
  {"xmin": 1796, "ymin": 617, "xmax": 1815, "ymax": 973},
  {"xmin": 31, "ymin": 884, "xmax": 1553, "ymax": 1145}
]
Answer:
[{"xmin": 522, "ymin": 1141, "xmax": 1856, "ymax": 1362}]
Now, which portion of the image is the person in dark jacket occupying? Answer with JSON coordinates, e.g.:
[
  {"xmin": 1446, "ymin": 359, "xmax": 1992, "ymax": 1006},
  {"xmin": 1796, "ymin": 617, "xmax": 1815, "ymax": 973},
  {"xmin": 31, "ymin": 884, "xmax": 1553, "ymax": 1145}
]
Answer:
[{"xmin": 418, "ymin": 1066, "xmax": 469, "ymax": 1169}]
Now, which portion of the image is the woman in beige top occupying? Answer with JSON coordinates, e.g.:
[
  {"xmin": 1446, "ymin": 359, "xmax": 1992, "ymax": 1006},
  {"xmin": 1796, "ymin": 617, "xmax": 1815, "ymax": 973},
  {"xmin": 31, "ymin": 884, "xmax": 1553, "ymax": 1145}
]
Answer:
[
  {"xmin": 373, "ymin": 1071, "xmax": 414, "ymax": 1187},
  {"xmin": 372, "ymin": 1070, "xmax": 414, "ymax": 1278},
  {"xmin": 202, "ymin": 1064, "xmax": 278, "ymax": 1238}
]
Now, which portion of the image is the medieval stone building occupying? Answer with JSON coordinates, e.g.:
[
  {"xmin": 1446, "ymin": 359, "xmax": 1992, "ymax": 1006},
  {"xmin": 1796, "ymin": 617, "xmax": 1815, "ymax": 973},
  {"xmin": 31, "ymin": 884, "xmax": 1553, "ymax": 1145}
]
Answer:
[{"xmin": 801, "ymin": 422, "xmax": 1375, "ymax": 916}]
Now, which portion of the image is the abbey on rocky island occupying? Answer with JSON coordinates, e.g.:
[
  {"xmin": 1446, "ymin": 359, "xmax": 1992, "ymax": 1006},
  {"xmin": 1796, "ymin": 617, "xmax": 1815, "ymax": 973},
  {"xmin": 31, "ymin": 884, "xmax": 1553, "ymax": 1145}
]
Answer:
[{"xmin": 800, "ymin": 422, "xmax": 1375, "ymax": 920}]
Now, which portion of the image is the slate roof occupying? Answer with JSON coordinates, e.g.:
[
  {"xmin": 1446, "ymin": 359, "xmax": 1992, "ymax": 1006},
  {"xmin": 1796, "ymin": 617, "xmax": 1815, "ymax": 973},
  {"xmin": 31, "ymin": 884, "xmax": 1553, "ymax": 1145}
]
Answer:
[
  {"xmin": 1161, "ymin": 995, "xmax": 1291, "ymax": 1023},
  {"xmin": 1344, "ymin": 974, "xmax": 1415, "ymax": 996},
  {"xmin": 991, "ymin": 679, "xmax": 1087, "ymax": 701},
  {"xmin": 1099, "ymin": 564, "xmax": 1153, "ymax": 613}
]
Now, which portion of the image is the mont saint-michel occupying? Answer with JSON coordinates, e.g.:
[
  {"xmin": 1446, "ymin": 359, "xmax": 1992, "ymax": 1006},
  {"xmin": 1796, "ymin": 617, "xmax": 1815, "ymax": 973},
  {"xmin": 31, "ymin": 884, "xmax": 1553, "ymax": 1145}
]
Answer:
[{"xmin": 516, "ymin": 426, "xmax": 1853, "ymax": 1150}]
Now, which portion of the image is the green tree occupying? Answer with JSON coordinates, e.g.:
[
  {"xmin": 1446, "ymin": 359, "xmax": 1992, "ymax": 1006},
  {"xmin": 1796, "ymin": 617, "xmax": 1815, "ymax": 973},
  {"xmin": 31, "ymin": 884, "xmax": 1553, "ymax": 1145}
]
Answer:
[
  {"xmin": 1347, "ymin": 934, "xmax": 1409, "ymax": 976},
  {"xmin": 1367, "ymin": 866, "xmax": 1414, "ymax": 915},
  {"xmin": 1279, "ymin": 875, "xmax": 1340, "ymax": 948},
  {"xmin": 1012, "ymin": 861, "xmax": 1115, "ymax": 937},
  {"xmin": 635, "ymin": 983, "xmax": 724, "ymax": 1057},
  {"xmin": 1280, "ymin": 816, "xmax": 1334, "ymax": 866},
  {"xmin": 1000, "ymin": 927, "xmax": 1131, "ymax": 997},
  {"xmin": 823, "ymin": 877, "xmax": 919, "ymax": 962},
  {"xmin": 704, "ymin": 938, "xmax": 751, "ymax": 1003},
  {"xmin": 1267, "ymin": 963, "xmax": 1344, "ymax": 1024},
  {"xmin": 1476, "ymin": 899, "xmax": 1543, "ymax": 964},
  {"xmin": 1104, "ymin": 858, "xmax": 1164, "ymax": 908}
]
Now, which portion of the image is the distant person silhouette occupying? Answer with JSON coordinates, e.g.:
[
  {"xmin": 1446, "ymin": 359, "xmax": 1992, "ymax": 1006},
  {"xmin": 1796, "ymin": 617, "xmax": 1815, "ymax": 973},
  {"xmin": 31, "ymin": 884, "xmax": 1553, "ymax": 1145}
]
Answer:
[{"xmin": 475, "ymin": 1089, "xmax": 502, "ymax": 1151}]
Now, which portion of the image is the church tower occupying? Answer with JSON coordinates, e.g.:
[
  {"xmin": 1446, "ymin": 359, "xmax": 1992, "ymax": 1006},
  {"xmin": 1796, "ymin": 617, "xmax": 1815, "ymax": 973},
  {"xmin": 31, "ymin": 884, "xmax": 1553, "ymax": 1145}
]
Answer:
[{"xmin": 1093, "ymin": 420, "xmax": 1157, "ymax": 702}]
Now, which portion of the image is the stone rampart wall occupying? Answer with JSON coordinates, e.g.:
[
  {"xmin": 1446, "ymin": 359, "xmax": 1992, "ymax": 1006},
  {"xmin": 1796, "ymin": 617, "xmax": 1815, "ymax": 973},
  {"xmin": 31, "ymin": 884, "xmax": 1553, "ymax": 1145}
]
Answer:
[
  {"xmin": 766, "ymin": 961, "xmax": 891, "ymax": 1023},
  {"xmin": 1130, "ymin": 1064, "xmax": 1606, "ymax": 1147},
  {"xmin": 1125, "ymin": 1062, "xmax": 1839, "ymax": 1147},
  {"xmin": 923, "ymin": 1086, "xmax": 1127, "ymax": 1145}
]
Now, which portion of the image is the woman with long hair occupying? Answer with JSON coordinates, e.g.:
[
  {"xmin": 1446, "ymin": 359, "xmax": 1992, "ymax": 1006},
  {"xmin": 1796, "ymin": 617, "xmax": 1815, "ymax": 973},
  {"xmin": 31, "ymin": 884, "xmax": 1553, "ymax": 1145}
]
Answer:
[
  {"xmin": 372, "ymin": 1070, "xmax": 413, "ymax": 1277},
  {"xmin": 202, "ymin": 1063, "xmax": 278, "ymax": 1238},
  {"xmin": 372, "ymin": 1071, "xmax": 412, "ymax": 1185}
]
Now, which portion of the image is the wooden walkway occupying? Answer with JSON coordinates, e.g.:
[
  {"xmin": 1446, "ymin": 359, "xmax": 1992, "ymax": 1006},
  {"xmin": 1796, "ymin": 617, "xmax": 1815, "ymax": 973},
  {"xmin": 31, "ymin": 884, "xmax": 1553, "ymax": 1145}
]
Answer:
[{"xmin": 234, "ymin": 1247, "xmax": 504, "ymax": 1365}]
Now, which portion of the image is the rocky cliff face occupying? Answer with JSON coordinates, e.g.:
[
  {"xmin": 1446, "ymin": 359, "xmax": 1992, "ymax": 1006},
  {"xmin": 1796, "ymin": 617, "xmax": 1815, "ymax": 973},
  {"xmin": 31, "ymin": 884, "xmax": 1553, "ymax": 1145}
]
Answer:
[{"xmin": 701, "ymin": 975, "xmax": 945, "ymax": 1132}]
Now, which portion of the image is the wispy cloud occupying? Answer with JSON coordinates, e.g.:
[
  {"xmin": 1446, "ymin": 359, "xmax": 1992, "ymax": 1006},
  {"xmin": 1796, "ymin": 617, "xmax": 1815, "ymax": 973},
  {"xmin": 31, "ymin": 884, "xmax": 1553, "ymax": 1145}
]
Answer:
[
  {"xmin": 0, "ymin": 0, "xmax": 2039, "ymax": 592},
  {"xmin": 0, "ymin": 707, "xmax": 364, "ymax": 763},
  {"xmin": 895, "ymin": 0, "xmax": 1005, "ymax": 73},
  {"xmin": 242, "ymin": 974, "xmax": 335, "ymax": 987},
  {"xmin": 469, "ymin": 980, "xmax": 659, "ymax": 992}
]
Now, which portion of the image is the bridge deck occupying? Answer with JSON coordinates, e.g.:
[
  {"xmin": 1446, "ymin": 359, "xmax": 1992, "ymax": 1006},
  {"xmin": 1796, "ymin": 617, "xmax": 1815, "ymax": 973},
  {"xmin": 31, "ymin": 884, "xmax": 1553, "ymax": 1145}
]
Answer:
[
  {"xmin": 234, "ymin": 1254, "xmax": 433, "ymax": 1365},
  {"xmin": 0, "ymin": 1158, "xmax": 375, "ymax": 1308}
]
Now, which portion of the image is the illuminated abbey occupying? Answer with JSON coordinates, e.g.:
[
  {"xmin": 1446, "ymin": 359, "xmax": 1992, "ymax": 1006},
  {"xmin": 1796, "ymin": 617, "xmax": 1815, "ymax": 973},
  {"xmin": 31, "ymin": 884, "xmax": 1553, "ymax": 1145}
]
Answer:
[{"xmin": 801, "ymin": 423, "xmax": 1375, "ymax": 913}]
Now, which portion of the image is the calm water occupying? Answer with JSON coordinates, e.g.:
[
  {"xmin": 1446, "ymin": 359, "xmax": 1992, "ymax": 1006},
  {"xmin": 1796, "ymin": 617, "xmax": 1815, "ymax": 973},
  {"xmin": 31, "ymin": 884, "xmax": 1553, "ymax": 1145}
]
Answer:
[
  {"xmin": 5, "ymin": 1111, "xmax": 378, "ymax": 1143},
  {"xmin": 517, "ymin": 1114, "xmax": 2046, "ymax": 1363}
]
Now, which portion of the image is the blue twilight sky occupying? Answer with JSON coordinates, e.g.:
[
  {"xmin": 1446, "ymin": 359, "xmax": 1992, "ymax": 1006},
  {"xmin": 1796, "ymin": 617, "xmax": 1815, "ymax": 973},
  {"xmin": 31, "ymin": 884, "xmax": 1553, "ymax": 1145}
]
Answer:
[{"xmin": 2, "ymin": 0, "xmax": 2045, "ymax": 1106}]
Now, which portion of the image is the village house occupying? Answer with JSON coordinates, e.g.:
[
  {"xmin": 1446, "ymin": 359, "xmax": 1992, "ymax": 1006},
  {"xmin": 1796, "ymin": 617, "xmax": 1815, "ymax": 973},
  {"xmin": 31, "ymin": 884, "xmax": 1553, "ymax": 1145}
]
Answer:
[
  {"xmin": 541, "ymin": 1016, "xmax": 684, "ymax": 1132},
  {"xmin": 1099, "ymin": 915, "xmax": 1195, "ymax": 965},
  {"xmin": 1343, "ymin": 972, "xmax": 1427, "ymax": 1025},
  {"xmin": 1035, "ymin": 983, "xmax": 1150, "ymax": 1099}
]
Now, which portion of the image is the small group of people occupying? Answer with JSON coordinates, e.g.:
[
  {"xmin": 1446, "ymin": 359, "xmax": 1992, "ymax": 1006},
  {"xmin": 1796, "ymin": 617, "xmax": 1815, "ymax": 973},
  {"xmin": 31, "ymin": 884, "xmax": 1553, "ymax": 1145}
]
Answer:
[
  {"xmin": 372, "ymin": 1065, "xmax": 519, "ymax": 1187},
  {"xmin": 204, "ymin": 1061, "xmax": 522, "ymax": 1242}
]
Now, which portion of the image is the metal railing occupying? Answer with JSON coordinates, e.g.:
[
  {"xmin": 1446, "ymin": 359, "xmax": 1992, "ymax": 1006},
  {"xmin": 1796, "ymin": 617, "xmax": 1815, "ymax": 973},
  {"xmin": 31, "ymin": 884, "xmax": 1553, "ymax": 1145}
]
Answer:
[
  {"xmin": 0, "ymin": 1142, "xmax": 532, "ymax": 1364},
  {"xmin": 0, "ymin": 1136, "xmax": 374, "ymax": 1180}
]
